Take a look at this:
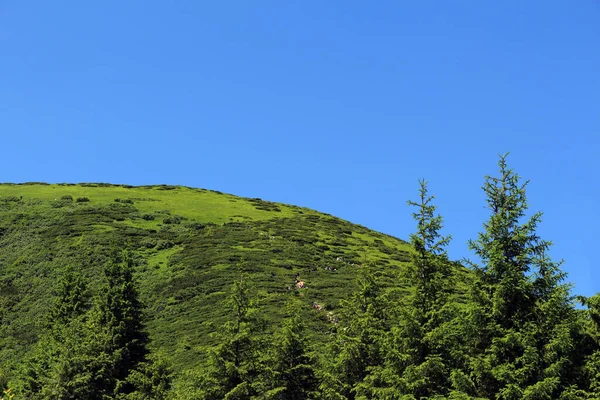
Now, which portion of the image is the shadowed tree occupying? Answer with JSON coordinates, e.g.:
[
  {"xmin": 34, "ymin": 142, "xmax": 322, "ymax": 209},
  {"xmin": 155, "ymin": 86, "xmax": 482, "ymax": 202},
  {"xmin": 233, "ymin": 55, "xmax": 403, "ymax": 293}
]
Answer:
[
  {"xmin": 192, "ymin": 275, "xmax": 264, "ymax": 399},
  {"xmin": 262, "ymin": 299, "xmax": 319, "ymax": 399},
  {"xmin": 47, "ymin": 265, "xmax": 89, "ymax": 326},
  {"xmin": 320, "ymin": 266, "xmax": 389, "ymax": 399},
  {"xmin": 96, "ymin": 251, "xmax": 149, "ymax": 392},
  {"xmin": 21, "ymin": 251, "xmax": 170, "ymax": 399}
]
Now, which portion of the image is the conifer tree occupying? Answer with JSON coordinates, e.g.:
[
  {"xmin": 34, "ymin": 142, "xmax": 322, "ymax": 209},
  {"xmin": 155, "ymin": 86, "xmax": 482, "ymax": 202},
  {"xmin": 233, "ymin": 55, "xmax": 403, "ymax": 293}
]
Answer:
[
  {"xmin": 95, "ymin": 250, "xmax": 149, "ymax": 393},
  {"xmin": 576, "ymin": 294, "xmax": 600, "ymax": 398},
  {"xmin": 21, "ymin": 265, "xmax": 109, "ymax": 399},
  {"xmin": 462, "ymin": 154, "xmax": 581, "ymax": 399},
  {"xmin": 263, "ymin": 299, "xmax": 318, "ymax": 399},
  {"xmin": 195, "ymin": 275, "xmax": 263, "ymax": 399},
  {"xmin": 324, "ymin": 266, "xmax": 388, "ymax": 399},
  {"xmin": 407, "ymin": 180, "xmax": 453, "ymax": 314},
  {"xmin": 22, "ymin": 252, "xmax": 170, "ymax": 399},
  {"xmin": 28, "ymin": 318, "xmax": 114, "ymax": 399},
  {"xmin": 92, "ymin": 250, "xmax": 171, "ymax": 399},
  {"xmin": 119, "ymin": 356, "xmax": 173, "ymax": 400},
  {"xmin": 47, "ymin": 264, "xmax": 89, "ymax": 326},
  {"xmin": 364, "ymin": 180, "xmax": 459, "ymax": 399}
]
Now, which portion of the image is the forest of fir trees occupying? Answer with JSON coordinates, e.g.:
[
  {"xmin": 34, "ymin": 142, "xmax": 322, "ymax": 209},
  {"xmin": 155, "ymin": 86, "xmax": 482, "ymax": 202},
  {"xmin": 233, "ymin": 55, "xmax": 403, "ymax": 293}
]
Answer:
[{"xmin": 10, "ymin": 154, "xmax": 600, "ymax": 399}]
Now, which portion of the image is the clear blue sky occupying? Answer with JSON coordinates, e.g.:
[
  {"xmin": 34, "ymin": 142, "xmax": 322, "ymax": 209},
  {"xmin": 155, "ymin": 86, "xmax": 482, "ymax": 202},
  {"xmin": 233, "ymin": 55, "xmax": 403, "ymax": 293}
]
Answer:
[{"xmin": 1, "ymin": 2, "xmax": 598, "ymax": 296}]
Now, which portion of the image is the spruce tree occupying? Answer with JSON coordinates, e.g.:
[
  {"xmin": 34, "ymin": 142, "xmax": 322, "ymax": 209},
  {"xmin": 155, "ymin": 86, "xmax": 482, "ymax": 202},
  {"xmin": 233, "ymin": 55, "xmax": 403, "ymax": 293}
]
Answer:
[
  {"xmin": 20, "ymin": 265, "xmax": 110, "ymax": 399},
  {"xmin": 95, "ymin": 250, "xmax": 149, "ymax": 394},
  {"xmin": 365, "ymin": 180, "xmax": 459, "ymax": 399},
  {"xmin": 407, "ymin": 179, "xmax": 453, "ymax": 315},
  {"xmin": 22, "ymin": 251, "xmax": 170, "ymax": 399},
  {"xmin": 263, "ymin": 299, "xmax": 318, "ymax": 399},
  {"xmin": 577, "ymin": 294, "xmax": 600, "ymax": 398},
  {"xmin": 93, "ymin": 250, "xmax": 171, "ymax": 399},
  {"xmin": 325, "ymin": 266, "xmax": 388, "ymax": 399},
  {"xmin": 119, "ymin": 356, "xmax": 173, "ymax": 400},
  {"xmin": 463, "ymin": 154, "xmax": 581, "ymax": 399},
  {"xmin": 47, "ymin": 264, "xmax": 89, "ymax": 326},
  {"xmin": 195, "ymin": 275, "xmax": 263, "ymax": 399}
]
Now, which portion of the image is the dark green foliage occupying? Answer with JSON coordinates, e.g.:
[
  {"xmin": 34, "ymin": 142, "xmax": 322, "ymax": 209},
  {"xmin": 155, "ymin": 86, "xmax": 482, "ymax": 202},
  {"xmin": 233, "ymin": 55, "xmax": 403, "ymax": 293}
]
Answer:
[
  {"xmin": 47, "ymin": 265, "xmax": 89, "ymax": 326},
  {"xmin": 21, "ymin": 316, "xmax": 115, "ymax": 399},
  {"xmin": 185, "ymin": 276, "xmax": 264, "ymax": 399},
  {"xmin": 118, "ymin": 356, "xmax": 173, "ymax": 400},
  {"xmin": 155, "ymin": 239, "xmax": 174, "ymax": 250},
  {"xmin": 262, "ymin": 300, "xmax": 319, "ymax": 399},
  {"xmin": 95, "ymin": 251, "xmax": 149, "ymax": 394},
  {"xmin": 360, "ymin": 180, "xmax": 460, "ymax": 399},
  {"xmin": 248, "ymin": 198, "xmax": 282, "ymax": 212},
  {"xmin": 115, "ymin": 198, "xmax": 134, "ymax": 204},
  {"xmin": 577, "ymin": 294, "xmax": 600, "ymax": 398},
  {"xmin": 0, "ymin": 196, "xmax": 20, "ymax": 202},
  {"xmin": 461, "ymin": 154, "xmax": 586, "ymax": 399},
  {"xmin": 20, "ymin": 252, "xmax": 170, "ymax": 399},
  {"xmin": 322, "ymin": 266, "xmax": 389, "ymax": 399},
  {"xmin": 163, "ymin": 215, "xmax": 183, "ymax": 224}
]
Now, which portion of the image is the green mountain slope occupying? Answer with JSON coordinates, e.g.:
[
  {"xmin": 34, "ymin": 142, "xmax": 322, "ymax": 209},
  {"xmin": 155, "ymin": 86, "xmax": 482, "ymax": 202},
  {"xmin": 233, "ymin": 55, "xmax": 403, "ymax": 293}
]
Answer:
[{"xmin": 0, "ymin": 183, "xmax": 469, "ymax": 383}]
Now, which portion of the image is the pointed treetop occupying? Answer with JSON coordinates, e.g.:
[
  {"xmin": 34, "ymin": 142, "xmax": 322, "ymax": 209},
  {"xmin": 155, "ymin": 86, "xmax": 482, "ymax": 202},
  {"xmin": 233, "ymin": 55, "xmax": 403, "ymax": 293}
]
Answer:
[{"xmin": 407, "ymin": 179, "xmax": 451, "ymax": 256}]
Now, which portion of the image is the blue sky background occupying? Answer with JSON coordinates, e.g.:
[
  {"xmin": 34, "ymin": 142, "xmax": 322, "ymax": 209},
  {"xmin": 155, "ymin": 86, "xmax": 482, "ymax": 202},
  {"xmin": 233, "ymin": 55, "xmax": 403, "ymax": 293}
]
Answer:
[{"xmin": 1, "ymin": 1, "xmax": 598, "ymax": 295}]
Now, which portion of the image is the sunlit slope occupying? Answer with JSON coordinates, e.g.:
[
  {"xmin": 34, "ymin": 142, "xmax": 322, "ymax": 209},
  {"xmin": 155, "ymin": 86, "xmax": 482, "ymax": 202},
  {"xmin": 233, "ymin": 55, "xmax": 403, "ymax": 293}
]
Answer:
[
  {"xmin": 0, "ymin": 183, "xmax": 297, "ymax": 224},
  {"xmin": 0, "ymin": 183, "xmax": 429, "ymax": 373}
]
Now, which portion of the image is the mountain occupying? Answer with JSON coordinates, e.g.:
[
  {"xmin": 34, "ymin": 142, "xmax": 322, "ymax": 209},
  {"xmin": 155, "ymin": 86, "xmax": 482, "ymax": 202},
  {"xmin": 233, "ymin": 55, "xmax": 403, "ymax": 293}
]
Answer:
[
  {"xmin": 0, "ymin": 183, "xmax": 470, "ymax": 385},
  {"xmin": 2, "ymin": 176, "xmax": 598, "ymax": 399}
]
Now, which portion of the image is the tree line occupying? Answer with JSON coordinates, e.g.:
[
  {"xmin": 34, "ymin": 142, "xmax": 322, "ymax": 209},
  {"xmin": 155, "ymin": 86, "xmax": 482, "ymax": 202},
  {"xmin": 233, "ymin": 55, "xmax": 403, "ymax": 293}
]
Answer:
[{"xmin": 12, "ymin": 154, "xmax": 600, "ymax": 399}]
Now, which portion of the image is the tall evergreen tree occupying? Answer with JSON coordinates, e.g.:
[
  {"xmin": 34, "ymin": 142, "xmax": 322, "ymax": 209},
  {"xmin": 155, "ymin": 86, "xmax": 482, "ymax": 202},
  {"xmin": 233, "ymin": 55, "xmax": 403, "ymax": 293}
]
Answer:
[
  {"xmin": 20, "ymin": 265, "xmax": 110, "ymax": 399},
  {"xmin": 462, "ymin": 154, "xmax": 581, "ymax": 399},
  {"xmin": 194, "ymin": 275, "xmax": 263, "ymax": 399},
  {"xmin": 93, "ymin": 250, "xmax": 171, "ymax": 399},
  {"xmin": 262, "ymin": 299, "xmax": 318, "ymax": 399},
  {"xmin": 95, "ymin": 250, "xmax": 149, "ymax": 394},
  {"xmin": 22, "ymin": 252, "xmax": 170, "ymax": 399},
  {"xmin": 407, "ymin": 179, "xmax": 453, "ymax": 315},
  {"xmin": 119, "ymin": 356, "xmax": 173, "ymax": 400},
  {"xmin": 364, "ymin": 180, "xmax": 460, "ymax": 399},
  {"xmin": 323, "ymin": 266, "xmax": 388, "ymax": 399}
]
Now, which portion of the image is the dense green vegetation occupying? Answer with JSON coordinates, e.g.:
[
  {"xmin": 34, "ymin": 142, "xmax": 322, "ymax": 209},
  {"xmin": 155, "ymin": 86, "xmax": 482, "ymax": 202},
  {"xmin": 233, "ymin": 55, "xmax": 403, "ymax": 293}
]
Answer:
[{"xmin": 1, "ymin": 155, "xmax": 599, "ymax": 398}]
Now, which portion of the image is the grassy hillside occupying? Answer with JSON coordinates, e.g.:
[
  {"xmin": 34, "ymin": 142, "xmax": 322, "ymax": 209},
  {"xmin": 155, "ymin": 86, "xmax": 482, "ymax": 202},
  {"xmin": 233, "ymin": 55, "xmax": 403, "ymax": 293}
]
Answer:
[{"xmin": 0, "ymin": 182, "xmax": 468, "ymax": 381}]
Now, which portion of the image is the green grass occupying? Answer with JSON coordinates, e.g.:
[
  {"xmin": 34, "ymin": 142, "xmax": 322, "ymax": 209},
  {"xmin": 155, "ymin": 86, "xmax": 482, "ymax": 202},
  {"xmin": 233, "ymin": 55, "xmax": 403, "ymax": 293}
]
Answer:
[{"xmin": 0, "ymin": 183, "xmax": 296, "ymax": 226}]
